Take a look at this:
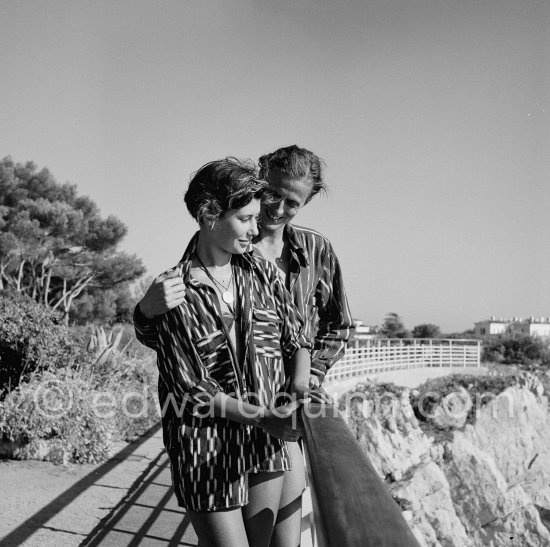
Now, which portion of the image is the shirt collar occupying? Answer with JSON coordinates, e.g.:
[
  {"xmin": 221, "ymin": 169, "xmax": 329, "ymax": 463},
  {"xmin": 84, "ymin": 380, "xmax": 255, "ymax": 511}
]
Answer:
[{"xmin": 284, "ymin": 224, "xmax": 309, "ymax": 268}]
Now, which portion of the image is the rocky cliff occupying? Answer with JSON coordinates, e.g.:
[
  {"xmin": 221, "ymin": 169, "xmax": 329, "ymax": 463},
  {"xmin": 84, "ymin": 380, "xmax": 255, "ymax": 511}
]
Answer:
[{"xmin": 340, "ymin": 372, "xmax": 550, "ymax": 546}]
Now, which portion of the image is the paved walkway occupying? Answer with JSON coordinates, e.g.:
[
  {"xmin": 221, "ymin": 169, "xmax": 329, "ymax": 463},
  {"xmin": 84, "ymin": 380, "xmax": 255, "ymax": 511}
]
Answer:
[
  {"xmin": 0, "ymin": 425, "xmax": 197, "ymax": 547},
  {"xmin": 82, "ymin": 451, "xmax": 198, "ymax": 547}
]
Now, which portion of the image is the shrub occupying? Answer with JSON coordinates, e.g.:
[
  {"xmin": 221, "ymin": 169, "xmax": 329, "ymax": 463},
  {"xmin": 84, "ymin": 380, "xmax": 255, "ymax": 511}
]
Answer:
[
  {"xmin": 409, "ymin": 373, "xmax": 518, "ymax": 426},
  {"xmin": 481, "ymin": 334, "xmax": 550, "ymax": 366},
  {"xmin": 0, "ymin": 290, "xmax": 159, "ymax": 462},
  {"xmin": 0, "ymin": 293, "xmax": 87, "ymax": 395},
  {"xmin": 69, "ymin": 324, "xmax": 159, "ymax": 442},
  {"xmin": 87, "ymin": 353, "xmax": 159, "ymax": 442},
  {"xmin": 0, "ymin": 369, "xmax": 114, "ymax": 463}
]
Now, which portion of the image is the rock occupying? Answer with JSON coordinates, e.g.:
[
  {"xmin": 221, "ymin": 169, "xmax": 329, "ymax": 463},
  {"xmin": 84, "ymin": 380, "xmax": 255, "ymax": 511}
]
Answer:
[
  {"xmin": 443, "ymin": 434, "xmax": 532, "ymax": 530},
  {"xmin": 472, "ymin": 504, "xmax": 550, "ymax": 547},
  {"xmin": 350, "ymin": 393, "xmax": 433, "ymax": 479},
  {"xmin": 431, "ymin": 387, "xmax": 472, "ymax": 429},
  {"xmin": 390, "ymin": 461, "xmax": 472, "ymax": 546},
  {"xmin": 342, "ymin": 380, "xmax": 550, "ymax": 546},
  {"xmin": 463, "ymin": 386, "xmax": 550, "ymax": 501},
  {"xmin": 533, "ymin": 487, "xmax": 550, "ymax": 509}
]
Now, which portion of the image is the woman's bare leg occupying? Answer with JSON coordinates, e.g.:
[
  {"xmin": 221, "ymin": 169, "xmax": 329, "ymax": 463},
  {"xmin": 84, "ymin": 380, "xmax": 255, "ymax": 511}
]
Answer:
[
  {"xmin": 270, "ymin": 442, "xmax": 306, "ymax": 547},
  {"xmin": 188, "ymin": 507, "xmax": 249, "ymax": 547},
  {"xmin": 243, "ymin": 471, "xmax": 285, "ymax": 547}
]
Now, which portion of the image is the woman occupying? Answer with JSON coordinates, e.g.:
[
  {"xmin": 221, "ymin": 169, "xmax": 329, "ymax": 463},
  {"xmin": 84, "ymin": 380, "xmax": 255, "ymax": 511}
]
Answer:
[{"xmin": 135, "ymin": 157, "xmax": 311, "ymax": 547}]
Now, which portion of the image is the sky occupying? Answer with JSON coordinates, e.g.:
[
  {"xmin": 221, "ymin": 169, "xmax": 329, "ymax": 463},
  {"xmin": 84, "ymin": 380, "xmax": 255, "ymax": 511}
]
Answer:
[{"xmin": 1, "ymin": 0, "xmax": 549, "ymax": 333}]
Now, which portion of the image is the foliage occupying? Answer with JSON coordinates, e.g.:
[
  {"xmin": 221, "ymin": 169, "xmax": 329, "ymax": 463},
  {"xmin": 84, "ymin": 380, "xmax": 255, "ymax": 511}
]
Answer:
[
  {"xmin": 0, "ymin": 369, "xmax": 114, "ymax": 463},
  {"xmin": 410, "ymin": 374, "xmax": 517, "ymax": 421},
  {"xmin": 337, "ymin": 380, "xmax": 406, "ymax": 416},
  {"xmin": 0, "ymin": 331, "xmax": 158, "ymax": 462},
  {"xmin": 71, "ymin": 283, "xmax": 135, "ymax": 325},
  {"xmin": 481, "ymin": 333, "xmax": 550, "ymax": 366},
  {"xmin": 444, "ymin": 329, "xmax": 476, "ymax": 339},
  {"xmin": 86, "ymin": 353, "xmax": 158, "ymax": 442},
  {"xmin": 0, "ymin": 293, "xmax": 86, "ymax": 394},
  {"xmin": 0, "ymin": 156, "xmax": 145, "ymax": 323},
  {"xmin": 380, "ymin": 312, "xmax": 410, "ymax": 338},
  {"xmin": 71, "ymin": 323, "xmax": 158, "ymax": 442},
  {"xmin": 411, "ymin": 323, "xmax": 441, "ymax": 338}
]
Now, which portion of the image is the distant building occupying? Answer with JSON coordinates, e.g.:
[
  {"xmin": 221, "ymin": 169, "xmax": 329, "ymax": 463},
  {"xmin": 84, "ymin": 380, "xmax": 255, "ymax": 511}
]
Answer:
[
  {"xmin": 349, "ymin": 319, "xmax": 378, "ymax": 345},
  {"xmin": 474, "ymin": 317, "xmax": 510, "ymax": 337},
  {"xmin": 474, "ymin": 316, "xmax": 550, "ymax": 338},
  {"xmin": 508, "ymin": 317, "xmax": 550, "ymax": 338}
]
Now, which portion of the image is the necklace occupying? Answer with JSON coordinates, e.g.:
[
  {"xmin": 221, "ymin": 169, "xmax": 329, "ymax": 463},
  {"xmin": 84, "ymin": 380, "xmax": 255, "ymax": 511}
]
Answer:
[{"xmin": 195, "ymin": 253, "xmax": 235, "ymax": 306}]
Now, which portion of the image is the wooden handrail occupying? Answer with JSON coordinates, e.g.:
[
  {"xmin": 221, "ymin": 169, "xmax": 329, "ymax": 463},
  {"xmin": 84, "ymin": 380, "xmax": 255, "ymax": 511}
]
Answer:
[{"xmin": 301, "ymin": 401, "xmax": 420, "ymax": 547}]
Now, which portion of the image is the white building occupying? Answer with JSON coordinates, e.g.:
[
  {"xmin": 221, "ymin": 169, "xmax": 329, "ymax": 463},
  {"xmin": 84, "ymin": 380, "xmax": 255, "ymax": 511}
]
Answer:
[
  {"xmin": 474, "ymin": 316, "xmax": 550, "ymax": 338},
  {"xmin": 350, "ymin": 319, "xmax": 378, "ymax": 344},
  {"xmin": 474, "ymin": 317, "xmax": 510, "ymax": 337},
  {"xmin": 508, "ymin": 317, "xmax": 550, "ymax": 338}
]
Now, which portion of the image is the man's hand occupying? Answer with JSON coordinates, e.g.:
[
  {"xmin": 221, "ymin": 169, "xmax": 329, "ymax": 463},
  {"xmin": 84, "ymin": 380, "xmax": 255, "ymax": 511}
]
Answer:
[
  {"xmin": 290, "ymin": 382, "xmax": 331, "ymax": 405},
  {"xmin": 304, "ymin": 376, "xmax": 333, "ymax": 404},
  {"xmin": 138, "ymin": 270, "xmax": 186, "ymax": 319}
]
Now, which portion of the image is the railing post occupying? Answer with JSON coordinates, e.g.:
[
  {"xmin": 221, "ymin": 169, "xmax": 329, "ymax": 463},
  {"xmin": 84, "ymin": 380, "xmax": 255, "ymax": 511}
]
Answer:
[{"xmin": 477, "ymin": 340, "xmax": 481, "ymax": 367}]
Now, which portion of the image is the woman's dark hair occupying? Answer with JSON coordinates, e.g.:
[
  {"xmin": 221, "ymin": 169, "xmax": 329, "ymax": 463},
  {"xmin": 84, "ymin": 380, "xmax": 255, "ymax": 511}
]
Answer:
[
  {"xmin": 258, "ymin": 145, "xmax": 327, "ymax": 202},
  {"xmin": 184, "ymin": 157, "xmax": 267, "ymax": 224}
]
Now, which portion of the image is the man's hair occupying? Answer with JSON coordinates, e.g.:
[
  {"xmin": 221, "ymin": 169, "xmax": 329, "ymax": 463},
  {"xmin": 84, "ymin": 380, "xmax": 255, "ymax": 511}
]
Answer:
[
  {"xmin": 258, "ymin": 145, "xmax": 327, "ymax": 202},
  {"xmin": 184, "ymin": 157, "xmax": 267, "ymax": 223}
]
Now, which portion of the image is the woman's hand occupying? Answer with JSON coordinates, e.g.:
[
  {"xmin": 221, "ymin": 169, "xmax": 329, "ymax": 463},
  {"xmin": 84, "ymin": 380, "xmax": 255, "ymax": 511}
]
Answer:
[
  {"xmin": 139, "ymin": 270, "xmax": 186, "ymax": 318},
  {"xmin": 289, "ymin": 383, "xmax": 311, "ymax": 403},
  {"xmin": 259, "ymin": 399, "xmax": 305, "ymax": 442}
]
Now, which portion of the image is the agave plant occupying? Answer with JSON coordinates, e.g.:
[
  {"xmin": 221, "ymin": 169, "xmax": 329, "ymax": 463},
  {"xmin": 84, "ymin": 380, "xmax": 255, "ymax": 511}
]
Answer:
[{"xmin": 88, "ymin": 326, "xmax": 130, "ymax": 365}]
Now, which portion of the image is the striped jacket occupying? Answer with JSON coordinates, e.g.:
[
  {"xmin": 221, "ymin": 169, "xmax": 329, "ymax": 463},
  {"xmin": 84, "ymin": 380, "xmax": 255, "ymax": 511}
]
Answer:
[
  {"xmin": 134, "ymin": 233, "xmax": 310, "ymax": 510},
  {"xmin": 264, "ymin": 224, "xmax": 354, "ymax": 380}
]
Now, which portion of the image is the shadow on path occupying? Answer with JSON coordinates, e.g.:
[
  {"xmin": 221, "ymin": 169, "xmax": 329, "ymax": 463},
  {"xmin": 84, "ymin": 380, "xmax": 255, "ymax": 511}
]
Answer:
[
  {"xmin": 0, "ymin": 424, "xmax": 164, "ymax": 547},
  {"xmin": 81, "ymin": 452, "xmax": 197, "ymax": 546}
]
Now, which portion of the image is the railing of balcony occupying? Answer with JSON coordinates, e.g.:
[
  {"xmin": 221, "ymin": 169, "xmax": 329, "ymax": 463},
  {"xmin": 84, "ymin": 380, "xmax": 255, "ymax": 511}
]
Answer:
[
  {"xmin": 301, "ymin": 400, "xmax": 421, "ymax": 547},
  {"xmin": 325, "ymin": 338, "xmax": 481, "ymax": 384}
]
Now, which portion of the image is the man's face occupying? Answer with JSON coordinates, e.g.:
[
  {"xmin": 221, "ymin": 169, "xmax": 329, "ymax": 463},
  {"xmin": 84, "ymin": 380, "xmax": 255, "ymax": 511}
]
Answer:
[{"xmin": 259, "ymin": 169, "xmax": 312, "ymax": 232}]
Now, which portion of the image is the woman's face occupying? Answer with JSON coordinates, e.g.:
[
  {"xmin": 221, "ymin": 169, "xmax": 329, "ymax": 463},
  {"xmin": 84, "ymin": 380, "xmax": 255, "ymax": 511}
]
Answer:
[
  {"xmin": 210, "ymin": 198, "xmax": 261, "ymax": 254},
  {"xmin": 259, "ymin": 170, "xmax": 312, "ymax": 232}
]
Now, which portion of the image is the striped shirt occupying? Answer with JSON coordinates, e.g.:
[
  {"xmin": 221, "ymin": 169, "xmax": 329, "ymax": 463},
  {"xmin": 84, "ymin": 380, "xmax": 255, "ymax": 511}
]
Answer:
[
  {"xmin": 262, "ymin": 223, "xmax": 354, "ymax": 380},
  {"xmin": 134, "ymin": 233, "xmax": 309, "ymax": 511}
]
